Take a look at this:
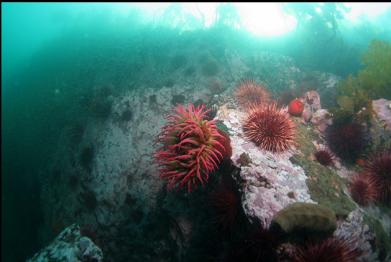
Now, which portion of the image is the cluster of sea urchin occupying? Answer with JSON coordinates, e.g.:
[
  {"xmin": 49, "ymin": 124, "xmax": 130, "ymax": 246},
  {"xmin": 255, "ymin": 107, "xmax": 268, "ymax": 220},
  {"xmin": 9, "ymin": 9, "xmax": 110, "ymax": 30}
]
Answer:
[
  {"xmin": 234, "ymin": 80, "xmax": 270, "ymax": 109},
  {"xmin": 243, "ymin": 103, "xmax": 295, "ymax": 153},
  {"xmin": 155, "ymin": 104, "xmax": 227, "ymax": 192}
]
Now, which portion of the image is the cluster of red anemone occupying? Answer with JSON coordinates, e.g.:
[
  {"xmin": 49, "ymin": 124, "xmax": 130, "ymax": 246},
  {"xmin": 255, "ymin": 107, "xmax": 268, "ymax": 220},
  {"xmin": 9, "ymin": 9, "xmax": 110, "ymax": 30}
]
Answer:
[{"xmin": 155, "ymin": 104, "xmax": 227, "ymax": 192}]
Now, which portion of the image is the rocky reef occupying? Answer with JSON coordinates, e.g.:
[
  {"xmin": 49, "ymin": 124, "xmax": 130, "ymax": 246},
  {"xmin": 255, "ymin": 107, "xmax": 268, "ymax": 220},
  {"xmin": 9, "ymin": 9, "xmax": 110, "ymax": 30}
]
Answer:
[
  {"xmin": 27, "ymin": 224, "xmax": 103, "ymax": 262},
  {"xmin": 35, "ymin": 49, "xmax": 391, "ymax": 261}
]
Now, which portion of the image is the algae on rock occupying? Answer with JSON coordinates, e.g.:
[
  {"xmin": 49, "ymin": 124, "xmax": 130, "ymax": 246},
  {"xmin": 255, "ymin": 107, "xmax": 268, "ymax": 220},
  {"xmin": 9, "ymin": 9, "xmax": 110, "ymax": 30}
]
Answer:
[
  {"xmin": 336, "ymin": 40, "xmax": 391, "ymax": 107},
  {"xmin": 363, "ymin": 214, "xmax": 391, "ymax": 261},
  {"xmin": 291, "ymin": 118, "xmax": 356, "ymax": 217},
  {"xmin": 270, "ymin": 202, "xmax": 337, "ymax": 236}
]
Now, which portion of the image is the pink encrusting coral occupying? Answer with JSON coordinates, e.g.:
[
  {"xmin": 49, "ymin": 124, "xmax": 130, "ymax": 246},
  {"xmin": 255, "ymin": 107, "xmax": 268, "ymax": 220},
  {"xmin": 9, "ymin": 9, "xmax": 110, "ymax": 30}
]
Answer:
[{"xmin": 155, "ymin": 104, "xmax": 227, "ymax": 192}]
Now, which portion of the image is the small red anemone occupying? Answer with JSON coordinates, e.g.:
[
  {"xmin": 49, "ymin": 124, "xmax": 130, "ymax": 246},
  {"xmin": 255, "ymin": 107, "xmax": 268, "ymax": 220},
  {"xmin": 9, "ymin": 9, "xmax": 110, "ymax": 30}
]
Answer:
[{"xmin": 288, "ymin": 98, "xmax": 304, "ymax": 117}]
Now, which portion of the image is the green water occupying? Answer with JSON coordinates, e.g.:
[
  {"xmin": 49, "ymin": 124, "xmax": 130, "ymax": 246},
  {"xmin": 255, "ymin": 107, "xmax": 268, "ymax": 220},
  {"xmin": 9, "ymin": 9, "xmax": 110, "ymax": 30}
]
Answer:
[{"xmin": 2, "ymin": 3, "xmax": 391, "ymax": 261}]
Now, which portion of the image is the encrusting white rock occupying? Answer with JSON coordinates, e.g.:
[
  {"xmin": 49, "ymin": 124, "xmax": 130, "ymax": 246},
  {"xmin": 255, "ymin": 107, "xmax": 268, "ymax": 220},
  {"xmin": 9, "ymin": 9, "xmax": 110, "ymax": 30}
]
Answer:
[{"xmin": 217, "ymin": 105, "xmax": 315, "ymax": 227}]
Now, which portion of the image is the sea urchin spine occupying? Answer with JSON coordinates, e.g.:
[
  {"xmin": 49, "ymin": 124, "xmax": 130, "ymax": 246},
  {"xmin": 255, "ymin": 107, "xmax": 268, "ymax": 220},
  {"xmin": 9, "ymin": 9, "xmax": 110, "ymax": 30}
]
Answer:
[
  {"xmin": 364, "ymin": 151, "xmax": 391, "ymax": 204},
  {"xmin": 314, "ymin": 147, "xmax": 335, "ymax": 166},
  {"xmin": 243, "ymin": 103, "xmax": 295, "ymax": 153},
  {"xmin": 291, "ymin": 237, "xmax": 361, "ymax": 262},
  {"xmin": 326, "ymin": 122, "xmax": 367, "ymax": 162},
  {"xmin": 349, "ymin": 173, "xmax": 378, "ymax": 206},
  {"xmin": 234, "ymin": 80, "xmax": 270, "ymax": 109}
]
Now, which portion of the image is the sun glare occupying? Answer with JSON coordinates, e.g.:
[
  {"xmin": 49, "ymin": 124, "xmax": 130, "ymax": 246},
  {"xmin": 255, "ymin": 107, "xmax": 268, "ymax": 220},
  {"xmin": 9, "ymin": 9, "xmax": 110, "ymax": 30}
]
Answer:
[{"xmin": 108, "ymin": 3, "xmax": 391, "ymax": 36}]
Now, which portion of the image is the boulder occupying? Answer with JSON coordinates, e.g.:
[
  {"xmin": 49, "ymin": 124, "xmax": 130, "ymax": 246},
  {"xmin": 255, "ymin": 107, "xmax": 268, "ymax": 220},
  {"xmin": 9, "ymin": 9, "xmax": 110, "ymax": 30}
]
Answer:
[{"xmin": 27, "ymin": 224, "xmax": 103, "ymax": 262}]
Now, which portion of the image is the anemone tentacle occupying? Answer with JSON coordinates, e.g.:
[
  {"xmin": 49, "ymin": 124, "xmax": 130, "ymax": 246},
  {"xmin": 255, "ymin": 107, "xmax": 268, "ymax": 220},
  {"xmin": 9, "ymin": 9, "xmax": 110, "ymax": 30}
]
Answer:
[{"xmin": 155, "ymin": 103, "xmax": 228, "ymax": 192}]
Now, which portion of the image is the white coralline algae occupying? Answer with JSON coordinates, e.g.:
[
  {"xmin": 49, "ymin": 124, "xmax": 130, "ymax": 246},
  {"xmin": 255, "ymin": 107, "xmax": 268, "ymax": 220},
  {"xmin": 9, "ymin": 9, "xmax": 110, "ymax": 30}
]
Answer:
[
  {"xmin": 217, "ymin": 106, "xmax": 315, "ymax": 227},
  {"xmin": 27, "ymin": 224, "xmax": 103, "ymax": 262}
]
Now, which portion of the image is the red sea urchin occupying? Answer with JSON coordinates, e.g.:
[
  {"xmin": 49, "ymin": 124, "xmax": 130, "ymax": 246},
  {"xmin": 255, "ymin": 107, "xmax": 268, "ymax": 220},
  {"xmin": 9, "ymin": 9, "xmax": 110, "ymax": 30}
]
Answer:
[
  {"xmin": 243, "ymin": 103, "xmax": 295, "ymax": 153},
  {"xmin": 291, "ymin": 237, "xmax": 361, "ymax": 262},
  {"xmin": 155, "ymin": 104, "xmax": 227, "ymax": 192},
  {"xmin": 349, "ymin": 173, "xmax": 378, "ymax": 206},
  {"xmin": 364, "ymin": 151, "xmax": 391, "ymax": 204},
  {"xmin": 234, "ymin": 80, "xmax": 270, "ymax": 109},
  {"xmin": 314, "ymin": 147, "xmax": 335, "ymax": 166}
]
